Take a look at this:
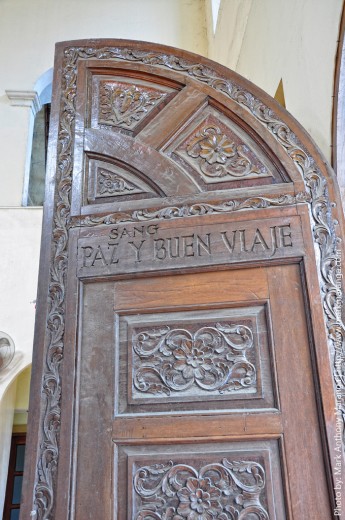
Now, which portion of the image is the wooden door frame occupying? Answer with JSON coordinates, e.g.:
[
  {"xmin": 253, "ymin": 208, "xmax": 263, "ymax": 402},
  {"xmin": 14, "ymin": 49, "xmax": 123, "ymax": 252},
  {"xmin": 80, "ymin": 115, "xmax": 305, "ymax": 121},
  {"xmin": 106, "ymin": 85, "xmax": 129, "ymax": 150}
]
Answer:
[{"xmin": 21, "ymin": 39, "xmax": 345, "ymax": 519}]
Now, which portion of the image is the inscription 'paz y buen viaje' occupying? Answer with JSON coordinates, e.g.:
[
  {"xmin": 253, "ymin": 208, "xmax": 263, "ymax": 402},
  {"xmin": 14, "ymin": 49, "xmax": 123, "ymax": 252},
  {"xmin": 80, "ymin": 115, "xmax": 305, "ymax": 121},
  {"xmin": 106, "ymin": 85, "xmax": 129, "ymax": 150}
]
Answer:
[
  {"xmin": 77, "ymin": 216, "xmax": 304, "ymax": 277},
  {"xmin": 152, "ymin": 224, "xmax": 292, "ymax": 261}
]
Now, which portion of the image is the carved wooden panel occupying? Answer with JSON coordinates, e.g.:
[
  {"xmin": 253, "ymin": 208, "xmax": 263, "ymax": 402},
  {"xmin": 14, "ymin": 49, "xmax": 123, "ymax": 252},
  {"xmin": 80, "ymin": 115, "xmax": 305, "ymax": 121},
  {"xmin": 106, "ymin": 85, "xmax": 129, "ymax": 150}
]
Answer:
[
  {"xmin": 89, "ymin": 76, "xmax": 176, "ymax": 134},
  {"xmin": 116, "ymin": 306, "xmax": 277, "ymax": 415},
  {"xmin": 86, "ymin": 157, "xmax": 161, "ymax": 204},
  {"xmin": 117, "ymin": 441, "xmax": 286, "ymax": 519},
  {"xmin": 132, "ymin": 321, "xmax": 256, "ymax": 396},
  {"xmin": 165, "ymin": 108, "xmax": 288, "ymax": 190},
  {"xmin": 71, "ymin": 65, "xmax": 297, "ymax": 214},
  {"xmin": 69, "ymin": 266, "xmax": 333, "ymax": 520},
  {"xmin": 176, "ymin": 115, "xmax": 271, "ymax": 182}
]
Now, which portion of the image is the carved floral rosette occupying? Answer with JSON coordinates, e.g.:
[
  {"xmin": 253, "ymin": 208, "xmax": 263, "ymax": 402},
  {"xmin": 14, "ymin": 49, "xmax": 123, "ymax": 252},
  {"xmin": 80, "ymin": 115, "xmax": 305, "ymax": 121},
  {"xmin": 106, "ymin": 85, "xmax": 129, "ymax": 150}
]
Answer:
[
  {"xmin": 31, "ymin": 43, "xmax": 345, "ymax": 518},
  {"xmin": 132, "ymin": 322, "xmax": 256, "ymax": 397},
  {"xmin": 133, "ymin": 458, "xmax": 269, "ymax": 519},
  {"xmin": 97, "ymin": 168, "xmax": 136, "ymax": 195},
  {"xmin": 185, "ymin": 124, "xmax": 267, "ymax": 179}
]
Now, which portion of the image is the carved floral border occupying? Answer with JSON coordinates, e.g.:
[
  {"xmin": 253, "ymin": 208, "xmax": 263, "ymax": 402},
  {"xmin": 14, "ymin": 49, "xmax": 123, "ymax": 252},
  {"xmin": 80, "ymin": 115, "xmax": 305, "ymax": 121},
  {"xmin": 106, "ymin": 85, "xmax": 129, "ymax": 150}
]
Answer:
[{"xmin": 32, "ymin": 46, "xmax": 344, "ymax": 518}]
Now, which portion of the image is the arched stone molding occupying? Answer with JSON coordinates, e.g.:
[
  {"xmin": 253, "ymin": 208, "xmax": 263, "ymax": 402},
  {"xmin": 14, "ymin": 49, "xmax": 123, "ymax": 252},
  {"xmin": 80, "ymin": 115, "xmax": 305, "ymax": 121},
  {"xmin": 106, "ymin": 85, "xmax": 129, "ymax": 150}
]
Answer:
[
  {"xmin": 34, "ymin": 68, "xmax": 53, "ymax": 106},
  {"xmin": 6, "ymin": 68, "xmax": 54, "ymax": 206},
  {"xmin": 0, "ymin": 358, "xmax": 30, "ymax": 412}
]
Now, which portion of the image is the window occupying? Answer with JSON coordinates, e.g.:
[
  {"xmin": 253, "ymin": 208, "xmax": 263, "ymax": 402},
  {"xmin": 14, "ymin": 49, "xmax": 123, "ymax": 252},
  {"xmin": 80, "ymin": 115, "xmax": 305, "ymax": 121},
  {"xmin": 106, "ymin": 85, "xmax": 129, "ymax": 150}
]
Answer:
[
  {"xmin": 27, "ymin": 103, "xmax": 51, "ymax": 206},
  {"xmin": 4, "ymin": 434, "xmax": 26, "ymax": 519}
]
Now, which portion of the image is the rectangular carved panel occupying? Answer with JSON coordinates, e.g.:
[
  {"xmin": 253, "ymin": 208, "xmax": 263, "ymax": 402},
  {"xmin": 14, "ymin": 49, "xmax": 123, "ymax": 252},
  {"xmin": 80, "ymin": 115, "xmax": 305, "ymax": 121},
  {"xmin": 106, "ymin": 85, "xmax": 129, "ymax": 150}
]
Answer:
[
  {"xmin": 116, "ymin": 441, "xmax": 286, "ymax": 519},
  {"xmin": 115, "ymin": 305, "xmax": 278, "ymax": 415}
]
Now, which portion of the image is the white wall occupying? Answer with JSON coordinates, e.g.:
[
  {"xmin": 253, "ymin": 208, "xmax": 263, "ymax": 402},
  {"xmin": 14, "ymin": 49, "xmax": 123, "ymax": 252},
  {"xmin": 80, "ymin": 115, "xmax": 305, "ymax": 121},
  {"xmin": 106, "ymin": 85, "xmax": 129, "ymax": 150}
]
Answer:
[
  {"xmin": 207, "ymin": 0, "xmax": 343, "ymax": 163},
  {"xmin": 0, "ymin": 0, "xmax": 207, "ymax": 206},
  {"xmin": 0, "ymin": 208, "xmax": 42, "ymax": 400}
]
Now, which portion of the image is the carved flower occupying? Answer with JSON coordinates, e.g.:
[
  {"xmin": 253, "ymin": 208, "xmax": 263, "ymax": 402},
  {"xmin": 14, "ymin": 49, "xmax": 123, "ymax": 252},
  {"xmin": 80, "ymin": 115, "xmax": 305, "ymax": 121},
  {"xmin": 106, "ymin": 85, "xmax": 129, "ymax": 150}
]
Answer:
[
  {"xmin": 172, "ymin": 338, "xmax": 213, "ymax": 380},
  {"xmin": 199, "ymin": 133, "xmax": 235, "ymax": 164},
  {"xmin": 177, "ymin": 477, "xmax": 222, "ymax": 519},
  {"xmin": 98, "ymin": 170, "xmax": 135, "ymax": 194}
]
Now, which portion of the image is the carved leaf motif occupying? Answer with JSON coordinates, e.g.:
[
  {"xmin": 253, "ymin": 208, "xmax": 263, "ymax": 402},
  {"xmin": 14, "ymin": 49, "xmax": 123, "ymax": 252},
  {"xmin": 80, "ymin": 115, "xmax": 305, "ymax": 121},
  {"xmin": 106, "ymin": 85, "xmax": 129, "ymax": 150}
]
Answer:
[
  {"xmin": 71, "ymin": 192, "xmax": 311, "ymax": 228},
  {"xmin": 132, "ymin": 323, "xmax": 256, "ymax": 396},
  {"xmin": 186, "ymin": 125, "xmax": 267, "ymax": 179},
  {"xmin": 97, "ymin": 168, "xmax": 136, "ymax": 195},
  {"xmin": 133, "ymin": 458, "xmax": 269, "ymax": 519},
  {"xmin": 99, "ymin": 82, "xmax": 166, "ymax": 128}
]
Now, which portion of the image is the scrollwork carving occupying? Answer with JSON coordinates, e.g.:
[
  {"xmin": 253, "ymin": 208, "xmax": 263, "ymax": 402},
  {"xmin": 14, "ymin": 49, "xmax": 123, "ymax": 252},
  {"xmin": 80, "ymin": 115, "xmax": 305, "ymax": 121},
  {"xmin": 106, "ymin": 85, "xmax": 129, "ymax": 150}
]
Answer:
[
  {"xmin": 99, "ymin": 82, "xmax": 166, "ymax": 128},
  {"xmin": 186, "ymin": 124, "xmax": 267, "ymax": 179},
  {"xmin": 133, "ymin": 458, "xmax": 269, "ymax": 519},
  {"xmin": 132, "ymin": 323, "xmax": 256, "ymax": 396},
  {"xmin": 32, "ymin": 43, "xmax": 344, "ymax": 518},
  {"xmin": 70, "ymin": 192, "xmax": 311, "ymax": 227},
  {"xmin": 97, "ymin": 168, "xmax": 136, "ymax": 195}
]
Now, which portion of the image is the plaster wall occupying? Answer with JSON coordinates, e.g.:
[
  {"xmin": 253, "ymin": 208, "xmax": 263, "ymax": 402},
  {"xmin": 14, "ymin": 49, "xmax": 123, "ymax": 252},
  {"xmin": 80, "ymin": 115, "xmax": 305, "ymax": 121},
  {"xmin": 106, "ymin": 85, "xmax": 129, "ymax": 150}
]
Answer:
[
  {"xmin": 207, "ymin": 0, "xmax": 343, "ymax": 163},
  {"xmin": 0, "ymin": 208, "xmax": 42, "ymax": 400}
]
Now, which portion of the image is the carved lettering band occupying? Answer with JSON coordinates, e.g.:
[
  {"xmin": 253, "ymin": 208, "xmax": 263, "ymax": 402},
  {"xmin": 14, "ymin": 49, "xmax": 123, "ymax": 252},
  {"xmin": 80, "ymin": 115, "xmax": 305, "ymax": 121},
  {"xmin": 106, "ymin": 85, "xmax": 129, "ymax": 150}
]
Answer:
[{"xmin": 77, "ymin": 216, "xmax": 303, "ymax": 278}]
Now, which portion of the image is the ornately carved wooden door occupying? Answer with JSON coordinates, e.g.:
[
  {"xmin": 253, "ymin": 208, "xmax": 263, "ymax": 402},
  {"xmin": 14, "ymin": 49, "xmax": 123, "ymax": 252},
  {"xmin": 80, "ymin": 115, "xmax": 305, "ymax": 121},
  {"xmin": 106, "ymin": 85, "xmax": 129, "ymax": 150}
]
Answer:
[
  {"xmin": 76, "ymin": 265, "xmax": 330, "ymax": 519},
  {"xmin": 22, "ymin": 40, "xmax": 344, "ymax": 520}
]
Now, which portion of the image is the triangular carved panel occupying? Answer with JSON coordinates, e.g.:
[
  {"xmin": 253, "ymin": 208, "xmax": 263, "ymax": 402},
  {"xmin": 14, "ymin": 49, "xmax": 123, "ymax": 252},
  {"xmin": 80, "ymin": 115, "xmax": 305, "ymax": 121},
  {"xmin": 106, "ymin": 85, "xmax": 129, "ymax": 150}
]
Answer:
[
  {"xmin": 181, "ymin": 120, "xmax": 270, "ymax": 182},
  {"xmin": 86, "ymin": 158, "xmax": 161, "ymax": 204},
  {"xmin": 94, "ymin": 80, "xmax": 173, "ymax": 133},
  {"xmin": 166, "ymin": 110, "xmax": 288, "ymax": 190},
  {"xmin": 97, "ymin": 168, "xmax": 144, "ymax": 196}
]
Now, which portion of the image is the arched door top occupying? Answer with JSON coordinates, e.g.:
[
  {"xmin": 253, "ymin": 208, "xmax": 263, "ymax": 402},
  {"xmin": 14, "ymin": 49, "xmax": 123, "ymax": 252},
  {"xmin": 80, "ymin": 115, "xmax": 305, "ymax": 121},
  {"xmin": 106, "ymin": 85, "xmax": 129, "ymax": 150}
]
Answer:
[{"xmin": 22, "ymin": 39, "xmax": 345, "ymax": 520}]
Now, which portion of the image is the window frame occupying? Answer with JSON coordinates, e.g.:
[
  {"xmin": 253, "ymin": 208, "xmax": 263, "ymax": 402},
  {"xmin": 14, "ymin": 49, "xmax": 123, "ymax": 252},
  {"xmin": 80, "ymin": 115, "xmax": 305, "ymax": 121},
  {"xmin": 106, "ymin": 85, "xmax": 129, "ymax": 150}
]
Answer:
[{"xmin": 4, "ymin": 433, "xmax": 26, "ymax": 520}]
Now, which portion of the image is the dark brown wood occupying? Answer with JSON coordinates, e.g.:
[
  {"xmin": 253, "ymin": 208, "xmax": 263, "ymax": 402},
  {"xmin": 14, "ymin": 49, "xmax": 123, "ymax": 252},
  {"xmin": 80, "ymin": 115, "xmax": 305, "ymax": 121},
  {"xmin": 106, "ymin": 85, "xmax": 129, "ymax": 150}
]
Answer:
[
  {"xmin": 119, "ymin": 441, "xmax": 286, "ymax": 519},
  {"xmin": 21, "ymin": 39, "xmax": 345, "ymax": 520},
  {"xmin": 137, "ymin": 85, "xmax": 207, "ymax": 149},
  {"xmin": 267, "ymin": 264, "xmax": 331, "ymax": 518}
]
